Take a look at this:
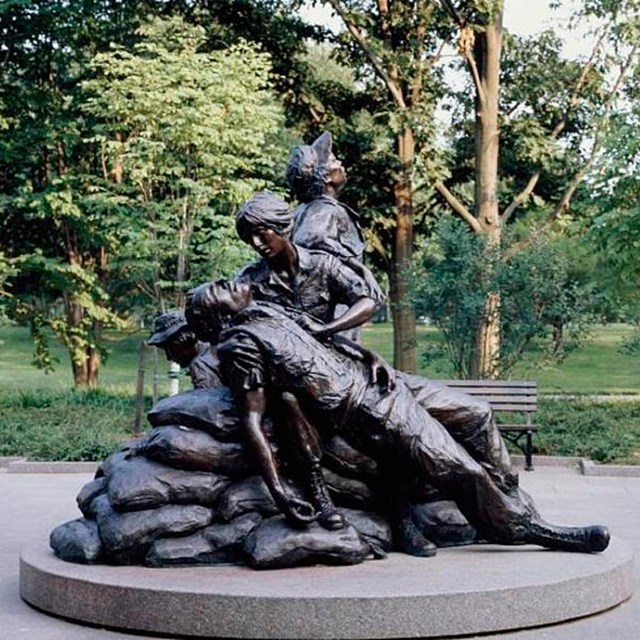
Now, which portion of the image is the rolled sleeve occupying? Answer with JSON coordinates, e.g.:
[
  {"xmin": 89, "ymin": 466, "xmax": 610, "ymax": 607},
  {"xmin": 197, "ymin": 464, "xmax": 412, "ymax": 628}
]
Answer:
[{"xmin": 217, "ymin": 333, "xmax": 266, "ymax": 392}]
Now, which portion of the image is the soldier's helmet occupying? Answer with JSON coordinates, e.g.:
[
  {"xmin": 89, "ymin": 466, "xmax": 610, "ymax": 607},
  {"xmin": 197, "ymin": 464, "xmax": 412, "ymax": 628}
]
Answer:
[{"xmin": 147, "ymin": 311, "xmax": 188, "ymax": 347}]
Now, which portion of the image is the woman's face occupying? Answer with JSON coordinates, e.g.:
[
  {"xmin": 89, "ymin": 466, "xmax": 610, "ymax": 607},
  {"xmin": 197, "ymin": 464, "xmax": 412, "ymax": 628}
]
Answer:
[
  {"xmin": 248, "ymin": 226, "xmax": 288, "ymax": 259},
  {"xmin": 325, "ymin": 153, "xmax": 347, "ymax": 189}
]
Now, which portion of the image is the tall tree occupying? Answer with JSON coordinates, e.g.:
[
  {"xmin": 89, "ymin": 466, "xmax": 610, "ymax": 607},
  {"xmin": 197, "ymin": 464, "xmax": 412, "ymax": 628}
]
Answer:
[
  {"xmin": 304, "ymin": 0, "xmax": 450, "ymax": 372},
  {"xmin": 434, "ymin": 0, "xmax": 638, "ymax": 377}
]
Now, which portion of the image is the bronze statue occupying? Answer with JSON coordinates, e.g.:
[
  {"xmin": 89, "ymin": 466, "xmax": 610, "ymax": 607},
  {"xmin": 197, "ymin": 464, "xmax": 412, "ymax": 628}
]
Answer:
[
  {"xmin": 286, "ymin": 132, "xmax": 382, "ymax": 341},
  {"xmin": 234, "ymin": 191, "xmax": 384, "ymax": 340},
  {"xmin": 287, "ymin": 131, "xmax": 364, "ymax": 263},
  {"xmin": 234, "ymin": 193, "xmax": 523, "ymax": 498},
  {"xmin": 48, "ymin": 154, "xmax": 611, "ymax": 570},
  {"xmin": 184, "ymin": 280, "xmax": 609, "ymax": 554}
]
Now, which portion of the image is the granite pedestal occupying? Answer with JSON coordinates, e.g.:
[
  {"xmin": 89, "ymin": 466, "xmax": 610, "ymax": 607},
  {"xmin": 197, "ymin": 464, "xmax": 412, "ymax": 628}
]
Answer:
[{"xmin": 20, "ymin": 539, "xmax": 633, "ymax": 639}]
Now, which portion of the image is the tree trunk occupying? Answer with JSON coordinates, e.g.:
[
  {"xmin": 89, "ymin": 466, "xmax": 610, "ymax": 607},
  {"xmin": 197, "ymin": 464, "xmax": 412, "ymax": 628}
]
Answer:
[
  {"xmin": 471, "ymin": 15, "xmax": 503, "ymax": 380},
  {"xmin": 71, "ymin": 345, "xmax": 101, "ymax": 389},
  {"xmin": 551, "ymin": 321, "xmax": 564, "ymax": 357},
  {"xmin": 66, "ymin": 297, "xmax": 102, "ymax": 389},
  {"xmin": 65, "ymin": 242, "xmax": 102, "ymax": 388},
  {"xmin": 390, "ymin": 127, "xmax": 417, "ymax": 373}
]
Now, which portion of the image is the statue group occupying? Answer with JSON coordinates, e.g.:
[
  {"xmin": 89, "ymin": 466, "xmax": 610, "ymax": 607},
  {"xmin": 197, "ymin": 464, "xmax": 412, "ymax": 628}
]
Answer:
[{"xmin": 50, "ymin": 133, "xmax": 609, "ymax": 570}]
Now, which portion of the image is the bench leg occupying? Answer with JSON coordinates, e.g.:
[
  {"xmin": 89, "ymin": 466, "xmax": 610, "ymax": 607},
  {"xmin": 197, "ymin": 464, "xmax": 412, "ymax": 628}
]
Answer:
[{"xmin": 524, "ymin": 430, "xmax": 533, "ymax": 471}]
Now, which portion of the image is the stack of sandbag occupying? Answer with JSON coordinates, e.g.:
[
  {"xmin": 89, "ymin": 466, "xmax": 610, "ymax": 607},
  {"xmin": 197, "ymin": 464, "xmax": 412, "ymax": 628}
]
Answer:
[{"xmin": 50, "ymin": 388, "xmax": 401, "ymax": 569}]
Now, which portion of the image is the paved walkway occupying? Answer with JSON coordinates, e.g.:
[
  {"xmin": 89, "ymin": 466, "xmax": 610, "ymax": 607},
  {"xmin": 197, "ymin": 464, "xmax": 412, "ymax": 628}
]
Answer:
[{"xmin": 1, "ymin": 468, "xmax": 638, "ymax": 640}]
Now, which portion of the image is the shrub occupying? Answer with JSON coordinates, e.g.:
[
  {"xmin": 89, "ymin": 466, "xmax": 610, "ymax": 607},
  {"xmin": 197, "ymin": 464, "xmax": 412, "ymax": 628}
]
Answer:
[
  {"xmin": 535, "ymin": 398, "xmax": 640, "ymax": 464},
  {"xmin": 0, "ymin": 389, "xmax": 146, "ymax": 461}
]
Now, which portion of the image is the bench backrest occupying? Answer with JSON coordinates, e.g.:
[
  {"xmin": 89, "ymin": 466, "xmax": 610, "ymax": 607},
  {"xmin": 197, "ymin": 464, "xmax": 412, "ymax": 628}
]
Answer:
[{"xmin": 441, "ymin": 380, "xmax": 538, "ymax": 414}]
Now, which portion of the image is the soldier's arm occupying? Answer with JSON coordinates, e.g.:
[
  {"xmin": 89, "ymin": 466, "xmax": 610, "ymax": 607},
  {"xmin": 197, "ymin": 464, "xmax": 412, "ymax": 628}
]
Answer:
[{"xmin": 241, "ymin": 387, "xmax": 316, "ymax": 526}]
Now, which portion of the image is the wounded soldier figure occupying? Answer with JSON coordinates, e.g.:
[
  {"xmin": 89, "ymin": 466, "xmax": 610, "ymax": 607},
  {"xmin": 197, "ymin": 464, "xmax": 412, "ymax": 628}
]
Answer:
[{"xmin": 185, "ymin": 279, "xmax": 610, "ymax": 555}]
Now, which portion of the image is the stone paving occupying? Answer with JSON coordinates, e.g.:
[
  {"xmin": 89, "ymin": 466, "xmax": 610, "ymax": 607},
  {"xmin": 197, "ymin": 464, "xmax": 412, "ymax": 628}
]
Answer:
[{"xmin": 1, "ymin": 467, "xmax": 638, "ymax": 640}]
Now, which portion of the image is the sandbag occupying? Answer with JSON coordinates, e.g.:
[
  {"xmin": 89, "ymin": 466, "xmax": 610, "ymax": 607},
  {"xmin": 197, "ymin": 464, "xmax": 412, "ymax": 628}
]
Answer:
[
  {"xmin": 244, "ymin": 516, "xmax": 370, "ymax": 569},
  {"xmin": 146, "ymin": 513, "xmax": 261, "ymax": 567},
  {"xmin": 92, "ymin": 494, "xmax": 212, "ymax": 554},
  {"xmin": 76, "ymin": 477, "xmax": 107, "ymax": 518},
  {"xmin": 104, "ymin": 454, "xmax": 231, "ymax": 512},
  {"xmin": 322, "ymin": 467, "xmax": 378, "ymax": 510},
  {"xmin": 215, "ymin": 476, "xmax": 280, "ymax": 522},
  {"xmin": 138, "ymin": 425, "xmax": 252, "ymax": 476},
  {"xmin": 147, "ymin": 388, "xmax": 240, "ymax": 441},
  {"xmin": 50, "ymin": 518, "xmax": 103, "ymax": 564},
  {"xmin": 341, "ymin": 508, "xmax": 392, "ymax": 558}
]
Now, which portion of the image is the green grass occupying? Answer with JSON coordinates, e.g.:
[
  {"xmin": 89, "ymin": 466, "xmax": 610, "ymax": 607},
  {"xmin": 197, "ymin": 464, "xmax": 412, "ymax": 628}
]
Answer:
[
  {"xmin": 362, "ymin": 322, "xmax": 640, "ymax": 395},
  {"xmin": 0, "ymin": 324, "xmax": 178, "ymax": 394},
  {"xmin": 1, "ymin": 321, "xmax": 638, "ymax": 395},
  {"xmin": 0, "ymin": 388, "xmax": 138, "ymax": 461},
  {"xmin": 0, "ymin": 321, "xmax": 638, "ymax": 462}
]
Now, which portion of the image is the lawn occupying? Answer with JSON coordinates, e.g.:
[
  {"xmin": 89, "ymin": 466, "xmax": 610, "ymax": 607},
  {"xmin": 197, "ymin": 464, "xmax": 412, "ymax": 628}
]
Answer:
[
  {"xmin": 362, "ymin": 322, "xmax": 639, "ymax": 395},
  {"xmin": 1, "ymin": 321, "xmax": 638, "ymax": 462},
  {"xmin": 0, "ymin": 324, "xmax": 168, "ymax": 394},
  {"xmin": 0, "ymin": 321, "xmax": 638, "ymax": 395}
]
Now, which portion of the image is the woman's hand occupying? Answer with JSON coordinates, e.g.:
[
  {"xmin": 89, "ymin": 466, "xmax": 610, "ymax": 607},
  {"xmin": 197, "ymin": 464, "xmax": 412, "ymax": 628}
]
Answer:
[
  {"xmin": 297, "ymin": 315, "xmax": 329, "ymax": 340},
  {"xmin": 369, "ymin": 352, "xmax": 396, "ymax": 393}
]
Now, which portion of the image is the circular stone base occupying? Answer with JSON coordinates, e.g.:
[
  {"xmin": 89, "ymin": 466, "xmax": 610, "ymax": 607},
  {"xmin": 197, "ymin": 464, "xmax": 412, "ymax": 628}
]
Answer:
[{"xmin": 21, "ymin": 540, "xmax": 634, "ymax": 639}]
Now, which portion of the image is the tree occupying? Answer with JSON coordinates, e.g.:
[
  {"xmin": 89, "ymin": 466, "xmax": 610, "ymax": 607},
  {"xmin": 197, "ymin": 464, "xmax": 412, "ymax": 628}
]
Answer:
[
  {"xmin": 296, "ymin": 0, "xmax": 451, "ymax": 372},
  {"xmin": 413, "ymin": 217, "xmax": 597, "ymax": 378},
  {"xmin": 0, "ymin": 4, "xmax": 288, "ymax": 387},
  {"xmin": 588, "ymin": 78, "xmax": 640, "ymax": 352},
  {"xmin": 435, "ymin": 0, "xmax": 639, "ymax": 377},
  {"xmin": 0, "ymin": 0, "xmax": 155, "ymax": 387},
  {"xmin": 82, "ymin": 17, "xmax": 287, "ymax": 312},
  {"xmin": 293, "ymin": 1, "xmax": 635, "ymax": 375}
]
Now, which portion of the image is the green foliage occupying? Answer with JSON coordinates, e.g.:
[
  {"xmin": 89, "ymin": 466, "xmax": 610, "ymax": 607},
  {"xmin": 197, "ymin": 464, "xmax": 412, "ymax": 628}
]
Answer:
[
  {"xmin": 0, "ymin": 7, "xmax": 291, "ymax": 385},
  {"xmin": 0, "ymin": 1, "xmax": 158, "ymax": 385},
  {"xmin": 82, "ymin": 16, "xmax": 287, "ymax": 311},
  {"xmin": 589, "ymin": 109, "xmax": 640, "ymax": 315},
  {"xmin": 536, "ymin": 398, "xmax": 640, "ymax": 464},
  {"xmin": 412, "ymin": 217, "xmax": 598, "ymax": 378},
  {"xmin": 0, "ymin": 388, "xmax": 137, "ymax": 461}
]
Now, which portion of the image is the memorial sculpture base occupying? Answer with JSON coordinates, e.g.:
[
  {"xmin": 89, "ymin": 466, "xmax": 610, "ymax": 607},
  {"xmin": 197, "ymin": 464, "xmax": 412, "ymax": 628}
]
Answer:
[{"xmin": 21, "ymin": 539, "xmax": 633, "ymax": 639}]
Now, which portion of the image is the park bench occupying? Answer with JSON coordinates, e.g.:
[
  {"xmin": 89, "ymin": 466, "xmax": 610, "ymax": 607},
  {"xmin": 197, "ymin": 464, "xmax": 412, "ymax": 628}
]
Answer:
[{"xmin": 442, "ymin": 380, "xmax": 538, "ymax": 471}]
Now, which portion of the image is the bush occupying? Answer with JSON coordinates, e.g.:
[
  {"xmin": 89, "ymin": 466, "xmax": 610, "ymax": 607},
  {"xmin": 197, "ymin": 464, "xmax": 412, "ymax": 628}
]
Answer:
[
  {"xmin": 0, "ymin": 389, "xmax": 145, "ymax": 461},
  {"xmin": 535, "ymin": 398, "xmax": 640, "ymax": 464},
  {"xmin": 412, "ymin": 218, "xmax": 598, "ymax": 378}
]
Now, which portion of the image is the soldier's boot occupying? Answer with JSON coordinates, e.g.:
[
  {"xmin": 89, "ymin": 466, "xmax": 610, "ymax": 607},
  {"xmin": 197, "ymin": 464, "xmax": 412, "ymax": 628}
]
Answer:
[
  {"xmin": 524, "ymin": 521, "xmax": 610, "ymax": 553},
  {"xmin": 309, "ymin": 465, "xmax": 346, "ymax": 531},
  {"xmin": 396, "ymin": 516, "xmax": 438, "ymax": 557}
]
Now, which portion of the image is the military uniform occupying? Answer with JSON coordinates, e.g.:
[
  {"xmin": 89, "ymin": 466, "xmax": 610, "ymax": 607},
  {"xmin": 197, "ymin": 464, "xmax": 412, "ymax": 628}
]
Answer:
[
  {"xmin": 293, "ymin": 195, "xmax": 364, "ymax": 261},
  {"xmin": 188, "ymin": 343, "xmax": 222, "ymax": 389}
]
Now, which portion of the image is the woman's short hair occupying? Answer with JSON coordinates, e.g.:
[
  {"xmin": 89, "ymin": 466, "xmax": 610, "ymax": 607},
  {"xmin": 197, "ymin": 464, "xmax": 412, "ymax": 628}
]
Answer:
[{"xmin": 235, "ymin": 191, "xmax": 293, "ymax": 244}]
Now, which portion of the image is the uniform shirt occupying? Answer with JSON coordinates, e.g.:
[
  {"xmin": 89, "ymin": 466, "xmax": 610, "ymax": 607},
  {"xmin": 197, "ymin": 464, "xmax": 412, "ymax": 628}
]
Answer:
[
  {"xmin": 217, "ymin": 303, "xmax": 366, "ymax": 424},
  {"xmin": 235, "ymin": 245, "xmax": 381, "ymax": 325},
  {"xmin": 188, "ymin": 343, "xmax": 223, "ymax": 389},
  {"xmin": 292, "ymin": 195, "xmax": 364, "ymax": 261}
]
